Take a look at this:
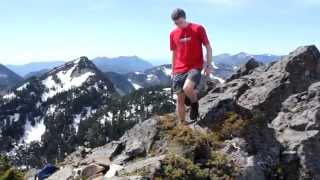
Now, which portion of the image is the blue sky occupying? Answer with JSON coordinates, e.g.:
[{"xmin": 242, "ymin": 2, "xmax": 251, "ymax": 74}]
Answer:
[{"xmin": 0, "ymin": 0, "xmax": 319, "ymax": 65}]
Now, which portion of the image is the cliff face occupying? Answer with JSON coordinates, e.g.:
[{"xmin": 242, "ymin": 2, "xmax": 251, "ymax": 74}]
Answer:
[{"xmin": 43, "ymin": 45, "xmax": 320, "ymax": 180}]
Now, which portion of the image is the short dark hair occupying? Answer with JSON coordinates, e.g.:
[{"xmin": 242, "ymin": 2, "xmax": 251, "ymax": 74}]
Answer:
[{"xmin": 171, "ymin": 8, "xmax": 186, "ymax": 21}]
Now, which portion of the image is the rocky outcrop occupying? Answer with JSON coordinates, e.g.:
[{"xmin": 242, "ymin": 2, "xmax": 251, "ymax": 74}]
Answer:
[
  {"xmin": 47, "ymin": 116, "xmax": 161, "ymax": 179},
  {"xmin": 227, "ymin": 58, "xmax": 263, "ymax": 82},
  {"xmin": 197, "ymin": 45, "xmax": 320, "ymax": 179},
  {"xmin": 271, "ymin": 82, "xmax": 320, "ymax": 179}
]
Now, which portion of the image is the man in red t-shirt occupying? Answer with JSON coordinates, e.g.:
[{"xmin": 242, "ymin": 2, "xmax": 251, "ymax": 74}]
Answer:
[{"xmin": 170, "ymin": 8, "xmax": 213, "ymax": 123}]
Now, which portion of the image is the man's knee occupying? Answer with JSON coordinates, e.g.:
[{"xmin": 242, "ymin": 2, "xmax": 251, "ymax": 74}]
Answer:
[{"xmin": 183, "ymin": 80, "xmax": 195, "ymax": 94}]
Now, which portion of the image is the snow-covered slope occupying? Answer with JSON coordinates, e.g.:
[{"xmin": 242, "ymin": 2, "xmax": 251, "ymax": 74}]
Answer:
[
  {"xmin": 41, "ymin": 59, "xmax": 98, "ymax": 101},
  {"xmin": 0, "ymin": 57, "xmax": 117, "ymax": 163}
]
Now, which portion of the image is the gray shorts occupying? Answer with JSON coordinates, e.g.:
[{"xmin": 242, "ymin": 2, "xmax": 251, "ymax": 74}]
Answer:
[{"xmin": 172, "ymin": 68, "xmax": 201, "ymax": 94}]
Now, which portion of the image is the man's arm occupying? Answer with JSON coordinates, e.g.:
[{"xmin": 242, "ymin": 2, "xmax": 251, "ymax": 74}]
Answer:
[
  {"xmin": 204, "ymin": 44, "xmax": 213, "ymax": 76},
  {"xmin": 198, "ymin": 25, "xmax": 213, "ymax": 76},
  {"xmin": 171, "ymin": 51, "xmax": 176, "ymax": 77}
]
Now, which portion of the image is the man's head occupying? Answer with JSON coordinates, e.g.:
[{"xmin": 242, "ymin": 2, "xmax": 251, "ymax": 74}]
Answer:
[{"xmin": 171, "ymin": 8, "xmax": 188, "ymax": 28}]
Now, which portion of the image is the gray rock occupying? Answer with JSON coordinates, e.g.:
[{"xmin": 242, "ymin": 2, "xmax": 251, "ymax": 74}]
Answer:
[
  {"xmin": 119, "ymin": 155, "xmax": 165, "ymax": 176},
  {"xmin": 112, "ymin": 116, "xmax": 160, "ymax": 164},
  {"xmin": 271, "ymin": 82, "xmax": 320, "ymax": 179},
  {"xmin": 47, "ymin": 165, "xmax": 73, "ymax": 180},
  {"xmin": 237, "ymin": 45, "xmax": 320, "ymax": 120},
  {"xmin": 198, "ymin": 79, "xmax": 251, "ymax": 128},
  {"xmin": 228, "ymin": 58, "xmax": 263, "ymax": 82},
  {"xmin": 197, "ymin": 45, "xmax": 320, "ymax": 179},
  {"xmin": 81, "ymin": 164, "xmax": 106, "ymax": 179}
]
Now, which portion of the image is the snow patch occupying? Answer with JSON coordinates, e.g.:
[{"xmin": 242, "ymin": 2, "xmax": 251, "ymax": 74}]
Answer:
[
  {"xmin": 47, "ymin": 105, "xmax": 57, "ymax": 115},
  {"xmin": 73, "ymin": 114, "xmax": 81, "ymax": 132},
  {"xmin": 212, "ymin": 61, "xmax": 219, "ymax": 69},
  {"xmin": 162, "ymin": 67, "xmax": 172, "ymax": 76},
  {"xmin": 17, "ymin": 82, "xmax": 30, "ymax": 91},
  {"xmin": 146, "ymin": 74, "xmax": 156, "ymax": 81},
  {"xmin": 22, "ymin": 118, "xmax": 46, "ymax": 143},
  {"xmin": 3, "ymin": 92, "xmax": 16, "ymax": 99},
  {"xmin": 105, "ymin": 164, "xmax": 124, "ymax": 178},
  {"xmin": 128, "ymin": 79, "xmax": 142, "ymax": 90},
  {"xmin": 41, "ymin": 64, "xmax": 95, "ymax": 101},
  {"xmin": 210, "ymin": 74, "xmax": 225, "ymax": 84},
  {"xmin": 73, "ymin": 107, "xmax": 96, "ymax": 132},
  {"xmin": 36, "ymin": 101, "xmax": 41, "ymax": 108},
  {"xmin": 9, "ymin": 113, "xmax": 20, "ymax": 123}
]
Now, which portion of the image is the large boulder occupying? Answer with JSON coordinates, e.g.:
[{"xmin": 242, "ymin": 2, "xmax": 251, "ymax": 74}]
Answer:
[
  {"xmin": 197, "ymin": 45, "xmax": 320, "ymax": 180},
  {"xmin": 271, "ymin": 82, "xmax": 320, "ymax": 179},
  {"xmin": 118, "ymin": 155, "xmax": 165, "ymax": 177},
  {"xmin": 199, "ymin": 45, "xmax": 320, "ymax": 124},
  {"xmin": 237, "ymin": 45, "xmax": 320, "ymax": 120},
  {"xmin": 47, "ymin": 116, "xmax": 161, "ymax": 179},
  {"xmin": 227, "ymin": 58, "xmax": 263, "ymax": 82},
  {"xmin": 81, "ymin": 164, "xmax": 106, "ymax": 179},
  {"xmin": 112, "ymin": 116, "xmax": 160, "ymax": 164},
  {"xmin": 47, "ymin": 165, "xmax": 73, "ymax": 180}
]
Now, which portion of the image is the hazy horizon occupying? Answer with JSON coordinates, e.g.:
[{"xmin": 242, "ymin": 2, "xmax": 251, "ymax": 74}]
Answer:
[{"xmin": 2, "ymin": 51, "xmax": 285, "ymax": 66}]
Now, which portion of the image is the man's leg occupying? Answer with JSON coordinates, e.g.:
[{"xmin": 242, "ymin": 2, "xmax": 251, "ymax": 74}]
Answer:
[
  {"xmin": 183, "ymin": 79, "xmax": 198, "ymax": 103},
  {"xmin": 172, "ymin": 72, "xmax": 188, "ymax": 123},
  {"xmin": 176, "ymin": 92, "xmax": 186, "ymax": 122},
  {"xmin": 183, "ymin": 69, "xmax": 201, "ymax": 120}
]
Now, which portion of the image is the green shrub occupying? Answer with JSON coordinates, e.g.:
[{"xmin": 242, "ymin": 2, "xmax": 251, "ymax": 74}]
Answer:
[
  {"xmin": 156, "ymin": 154, "xmax": 209, "ymax": 180},
  {"xmin": 0, "ymin": 168, "xmax": 24, "ymax": 180},
  {"xmin": 153, "ymin": 115, "xmax": 240, "ymax": 179},
  {"xmin": 0, "ymin": 155, "xmax": 24, "ymax": 180}
]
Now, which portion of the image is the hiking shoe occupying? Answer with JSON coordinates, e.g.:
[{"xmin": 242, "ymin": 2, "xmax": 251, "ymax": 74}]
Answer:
[
  {"xmin": 190, "ymin": 102, "xmax": 199, "ymax": 120},
  {"xmin": 185, "ymin": 96, "xmax": 191, "ymax": 106}
]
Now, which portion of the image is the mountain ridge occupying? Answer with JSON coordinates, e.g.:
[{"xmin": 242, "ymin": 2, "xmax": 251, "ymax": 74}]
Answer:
[{"xmin": 0, "ymin": 64, "xmax": 23, "ymax": 95}]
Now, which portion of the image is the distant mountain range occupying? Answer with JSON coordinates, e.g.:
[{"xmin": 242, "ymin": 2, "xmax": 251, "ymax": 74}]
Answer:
[
  {"xmin": 0, "ymin": 53, "xmax": 281, "ymax": 94},
  {"xmin": 92, "ymin": 56, "xmax": 153, "ymax": 74},
  {"xmin": 6, "ymin": 56, "xmax": 154, "ymax": 77},
  {"xmin": 0, "ymin": 64, "xmax": 23, "ymax": 95},
  {"xmin": 214, "ymin": 53, "xmax": 281, "ymax": 68},
  {"xmin": 6, "ymin": 61, "xmax": 66, "ymax": 77}
]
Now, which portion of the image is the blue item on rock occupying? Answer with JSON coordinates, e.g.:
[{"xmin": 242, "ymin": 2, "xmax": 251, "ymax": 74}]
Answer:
[{"xmin": 35, "ymin": 164, "xmax": 58, "ymax": 180}]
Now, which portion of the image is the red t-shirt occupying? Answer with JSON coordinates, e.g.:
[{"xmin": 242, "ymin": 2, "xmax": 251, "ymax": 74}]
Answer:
[{"xmin": 170, "ymin": 22, "xmax": 210, "ymax": 73}]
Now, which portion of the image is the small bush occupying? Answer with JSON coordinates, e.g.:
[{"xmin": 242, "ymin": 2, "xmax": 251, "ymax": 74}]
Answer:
[
  {"xmin": 210, "ymin": 112, "xmax": 254, "ymax": 140},
  {"xmin": 0, "ymin": 168, "xmax": 24, "ymax": 180},
  {"xmin": 156, "ymin": 154, "xmax": 209, "ymax": 180},
  {"xmin": 0, "ymin": 155, "xmax": 24, "ymax": 180},
  {"xmin": 153, "ymin": 115, "xmax": 239, "ymax": 179},
  {"xmin": 156, "ymin": 152, "xmax": 237, "ymax": 180}
]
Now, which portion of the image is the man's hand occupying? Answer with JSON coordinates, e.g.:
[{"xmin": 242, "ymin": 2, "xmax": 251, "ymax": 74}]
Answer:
[{"xmin": 204, "ymin": 64, "xmax": 213, "ymax": 77}]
